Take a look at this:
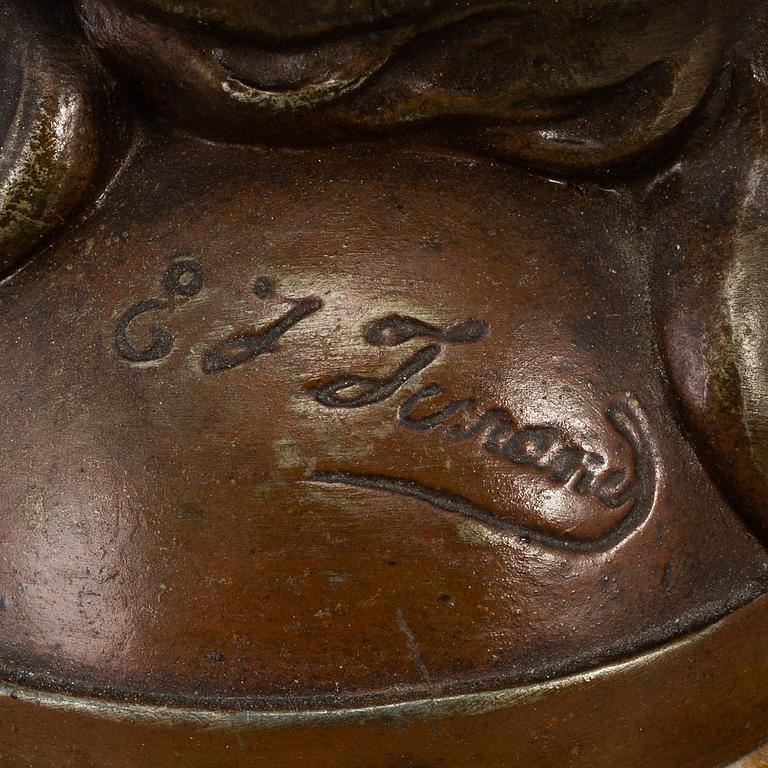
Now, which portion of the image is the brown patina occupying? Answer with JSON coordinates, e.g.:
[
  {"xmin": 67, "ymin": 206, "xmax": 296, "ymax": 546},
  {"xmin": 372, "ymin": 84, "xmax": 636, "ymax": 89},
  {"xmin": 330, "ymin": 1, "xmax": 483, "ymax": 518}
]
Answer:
[{"xmin": 1, "ymin": 1, "xmax": 768, "ymax": 765}]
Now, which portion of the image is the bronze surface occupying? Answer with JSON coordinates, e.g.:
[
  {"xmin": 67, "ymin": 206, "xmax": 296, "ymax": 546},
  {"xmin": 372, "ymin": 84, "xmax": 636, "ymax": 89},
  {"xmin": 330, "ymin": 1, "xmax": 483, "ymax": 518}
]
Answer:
[{"xmin": 1, "ymin": 0, "xmax": 768, "ymax": 765}]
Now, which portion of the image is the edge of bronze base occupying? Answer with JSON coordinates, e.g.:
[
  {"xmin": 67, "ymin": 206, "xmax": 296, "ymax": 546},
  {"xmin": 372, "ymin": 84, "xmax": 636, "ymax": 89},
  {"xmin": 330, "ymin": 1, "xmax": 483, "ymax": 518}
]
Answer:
[
  {"xmin": 730, "ymin": 742, "xmax": 768, "ymax": 767},
  {"xmin": 2, "ymin": 591, "xmax": 768, "ymax": 767}
]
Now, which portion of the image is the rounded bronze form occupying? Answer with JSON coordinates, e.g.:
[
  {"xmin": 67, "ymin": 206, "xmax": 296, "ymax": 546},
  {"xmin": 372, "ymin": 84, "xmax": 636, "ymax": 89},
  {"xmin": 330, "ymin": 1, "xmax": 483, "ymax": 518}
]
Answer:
[{"xmin": 2, "ymin": 0, "xmax": 768, "ymax": 765}]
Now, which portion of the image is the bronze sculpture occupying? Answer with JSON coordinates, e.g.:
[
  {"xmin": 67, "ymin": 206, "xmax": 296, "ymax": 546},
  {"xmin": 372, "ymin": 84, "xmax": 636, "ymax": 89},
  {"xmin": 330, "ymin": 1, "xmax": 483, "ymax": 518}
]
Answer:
[{"xmin": 2, "ymin": 1, "xmax": 768, "ymax": 765}]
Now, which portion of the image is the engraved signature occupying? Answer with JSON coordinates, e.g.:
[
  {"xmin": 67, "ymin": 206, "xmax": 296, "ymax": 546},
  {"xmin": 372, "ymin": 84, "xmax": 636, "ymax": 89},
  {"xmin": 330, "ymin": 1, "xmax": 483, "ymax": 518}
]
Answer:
[
  {"xmin": 114, "ymin": 260, "xmax": 322, "ymax": 369},
  {"xmin": 397, "ymin": 387, "xmax": 634, "ymax": 509},
  {"xmin": 309, "ymin": 399, "xmax": 654, "ymax": 553},
  {"xmin": 116, "ymin": 264, "xmax": 657, "ymax": 551},
  {"xmin": 309, "ymin": 314, "xmax": 656, "ymax": 551}
]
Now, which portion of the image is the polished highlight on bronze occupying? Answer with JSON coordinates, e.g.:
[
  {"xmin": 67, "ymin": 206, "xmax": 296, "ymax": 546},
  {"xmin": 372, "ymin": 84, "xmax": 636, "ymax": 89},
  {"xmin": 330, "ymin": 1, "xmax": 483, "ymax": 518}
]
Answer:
[{"xmin": 1, "ymin": 0, "xmax": 768, "ymax": 766}]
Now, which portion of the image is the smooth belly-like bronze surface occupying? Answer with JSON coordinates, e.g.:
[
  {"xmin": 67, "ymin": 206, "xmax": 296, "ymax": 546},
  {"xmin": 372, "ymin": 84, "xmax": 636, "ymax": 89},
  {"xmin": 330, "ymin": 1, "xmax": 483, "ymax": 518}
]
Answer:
[{"xmin": 2, "ymin": 0, "xmax": 768, "ymax": 765}]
